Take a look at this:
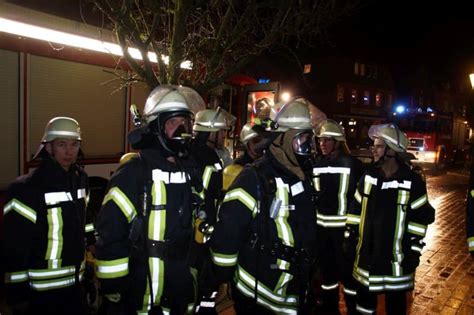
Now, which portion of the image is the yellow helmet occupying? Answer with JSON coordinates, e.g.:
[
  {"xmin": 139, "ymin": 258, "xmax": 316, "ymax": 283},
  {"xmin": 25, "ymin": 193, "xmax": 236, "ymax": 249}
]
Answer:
[
  {"xmin": 41, "ymin": 117, "xmax": 81, "ymax": 143},
  {"xmin": 369, "ymin": 123, "xmax": 409, "ymax": 152},
  {"xmin": 315, "ymin": 119, "xmax": 346, "ymax": 142}
]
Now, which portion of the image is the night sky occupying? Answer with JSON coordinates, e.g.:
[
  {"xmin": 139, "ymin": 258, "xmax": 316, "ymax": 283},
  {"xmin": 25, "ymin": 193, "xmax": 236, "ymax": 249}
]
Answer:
[{"xmin": 326, "ymin": 0, "xmax": 474, "ymax": 94}]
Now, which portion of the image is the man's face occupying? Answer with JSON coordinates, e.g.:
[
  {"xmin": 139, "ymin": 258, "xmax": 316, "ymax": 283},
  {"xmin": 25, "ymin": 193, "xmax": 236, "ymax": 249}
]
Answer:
[
  {"xmin": 247, "ymin": 135, "xmax": 263, "ymax": 159},
  {"xmin": 164, "ymin": 116, "xmax": 192, "ymax": 139},
  {"xmin": 208, "ymin": 129, "xmax": 227, "ymax": 149},
  {"xmin": 372, "ymin": 138, "xmax": 387, "ymax": 162},
  {"xmin": 318, "ymin": 137, "xmax": 336, "ymax": 156},
  {"xmin": 46, "ymin": 139, "xmax": 80, "ymax": 171}
]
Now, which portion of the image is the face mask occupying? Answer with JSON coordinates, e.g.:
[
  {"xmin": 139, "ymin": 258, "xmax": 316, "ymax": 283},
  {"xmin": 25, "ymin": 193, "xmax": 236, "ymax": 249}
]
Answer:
[{"xmin": 292, "ymin": 131, "xmax": 315, "ymax": 156}]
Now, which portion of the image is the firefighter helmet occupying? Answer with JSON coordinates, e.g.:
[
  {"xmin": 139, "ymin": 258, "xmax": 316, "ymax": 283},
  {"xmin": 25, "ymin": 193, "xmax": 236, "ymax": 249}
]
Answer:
[
  {"xmin": 41, "ymin": 117, "xmax": 82, "ymax": 143},
  {"xmin": 368, "ymin": 123, "xmax": 409, "ymax": 152},
  {"xmin": 315, "ymin": 119, "xmax": 346, "ymax": 142},
  {"xmin": 240, "ymin": 122, "xmax": 261, "ymax": 145},
  {"xmin": 269, "ymin": 98, "xmax": 313, "ymax": 132},
  {"xmin": 140, "ymin": 85, "xmax": 204, "ymax": 157},
  {"xmin": 193, "ymin": 107, "xmax": 236, "ymax": 132}
]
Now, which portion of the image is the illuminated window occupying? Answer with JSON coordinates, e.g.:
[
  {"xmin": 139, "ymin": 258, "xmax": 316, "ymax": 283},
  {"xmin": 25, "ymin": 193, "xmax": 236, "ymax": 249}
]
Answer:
[
  {"xmin": 337, "ymin": 85, "xmax": 344, "ymax": 103},
  {"xmin": 375, "ymin": 93, "xmax": 381, "ymax": 107},
  {"xmin": 351, "ymin": 89, "xmax": 358, "ymax": 104},
  {"xmin": 354, "ymin": 62, "xmax": 359, "ymax": 75},
  {"xmin": 363, "ymin": 91, "xmax": 370, "ymax": 105}
]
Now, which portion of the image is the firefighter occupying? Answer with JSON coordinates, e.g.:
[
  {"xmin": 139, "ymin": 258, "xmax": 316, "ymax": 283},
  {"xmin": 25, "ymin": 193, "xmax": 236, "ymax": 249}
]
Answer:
[
  {"xmin": 3, "ymin": 117, "xmax": 90, "ymax": 315},
  {"xmin": 209, "ymin": 98, "xmax": 318, "ymax": 314},
  {"xmin": 190, "ymin": 107, "xmax": 235, "ymax": 313},
  {"xmin": 312, "ymin": 119, "xmax": 363, "ymax": 314},
  {"xmin": 94, "ymin": 85, "xmax": 204, "ymax": 314},
  {"xmin": 233, "ymin": 122, "xmax": 265, "ymax": 166},
  {"xmin": 344, "ymin": 123, "xmax": 435, "ymax": 314},
  {"xmin": 466, "ymin": 161, "xmax": 474, "ymax": 257},
  {"xmin": 191, "ymin": 107, "xmax": 235, "ymax": 230}
]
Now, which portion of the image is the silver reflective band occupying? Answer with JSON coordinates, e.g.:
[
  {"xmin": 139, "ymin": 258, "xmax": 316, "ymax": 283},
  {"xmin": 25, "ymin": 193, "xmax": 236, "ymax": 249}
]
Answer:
[
  {"xmin": 46, "ymin": 130, "xmax": 80, "ymax": 138},
  {"xmin": 77, "ymin": 188, "xmax": 87, "ymax": 199},
  {"xmin": 381, "ymin": 180, "xmax": 412, "ymax": 190},
  {"xmin": 44, "ymin": 192, "xmax": 72, "ymax": 205},
  {"xmin": 152, "ymin": 169, "xmax": 187, "ymax": 184}
]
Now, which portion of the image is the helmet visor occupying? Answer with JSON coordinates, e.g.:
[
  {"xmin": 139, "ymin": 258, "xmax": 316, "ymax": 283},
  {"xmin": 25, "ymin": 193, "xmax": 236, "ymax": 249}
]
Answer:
[{"xmin": 292, "ymin": 131, "xmax": 315, "ymax": 156}]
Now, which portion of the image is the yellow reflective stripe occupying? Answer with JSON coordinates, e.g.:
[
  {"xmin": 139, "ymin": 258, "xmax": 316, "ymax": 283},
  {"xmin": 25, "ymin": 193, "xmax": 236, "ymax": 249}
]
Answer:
[
  {"xmin": 202, "ymin": 165, "xmax": 215, "ymax": 190},
  {"xmin": 274, "ymin": 259, "xmax": 292, "ymax": 296},
  {"xmin": 392, "ymin": 204, "xmax": 407, "ymax": 276},
  {"xmin": 95, "ymin": 257, "xmax": 129, "ymax": 279},
  {"xmin": 397, "ymin": 189, "xmax": 410, "ymax": 206},
  {"xmin": 235, "ymin": 265, "xmax": 298, "ymax": 312},
  {"xmin": 407, "ymin": 222, "xmax": 427, "ymax": 236},
  {"xmin": 275, "ymin": 178, "xmax": 294, "ymax": 247},
  {"xmin": 471, "ymin": 190, "xmax": 474, "ymax": 198},
  {"xmin": 4, "ymin": 270, "xmax": 29, "ymax": 283},
  {"xmin": 4, "ymin": 199, "xmax": 37, "ymax": 223},
  {"xmin": 149, "ymin": 256, "xmax": 165, "ymax": 307},
  {"xmin": 28, "ymin": 263, "xmax": 84, "ymax": 280},
  {"xmin": 411, "ymin": 194, "xmax": 428, "ymax": 209},
  {"xmin": 210, "ymin": 249, "xmax": 238, "ymax": 267},
  {"xmin": 102, "ymin": 187, "xmax": 137, "ymax": 223},
  {"xmin": 46, "ymin": 207, "xmax": 63, "ymax": 261},
  {"xmin": 223, "ymin": 188, "xmax": 257, "ymax": 215},
  {"xmin": 354, "ymin": 189, "xmax": 362, "ymax": 204},
  {"xmin": 338, "ymin": 173, "xmax": 350, "ymax": 215},
  {"xmin": 346, "ymin": 214, "xmax": 360, "ymax": 225},
  {"xmin": 85, "ymin": 223, "xmax": 94, "ymax": 233},
  {"xmin": 30, "ymin": 273, "xmax": 83, "ymax": 291},
  {"xmin": 150, "ymin": 180, "xmax": 166, "ymax": 241}
]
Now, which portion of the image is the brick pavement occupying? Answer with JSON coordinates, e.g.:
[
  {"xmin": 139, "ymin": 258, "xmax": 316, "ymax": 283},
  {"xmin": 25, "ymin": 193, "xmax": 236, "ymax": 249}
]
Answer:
[
  {"xmin": 408, "ymin": 183, "xmax": 474, "ymax": 315},
  {"xmin": 335, "ymin": 173, "xmax": 474, "ymax": 315}
]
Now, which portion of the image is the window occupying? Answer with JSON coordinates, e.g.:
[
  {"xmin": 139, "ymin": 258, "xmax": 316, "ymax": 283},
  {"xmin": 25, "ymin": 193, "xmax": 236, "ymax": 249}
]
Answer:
[
  {"xmin": 363, "ymin": 90, "xmax": 370, "ymax": 105},
  {"xmin": 351, "ymin": 89, "xmax": 358, "ymax": 104},
  {"xmin": 360, "ymin": 64, "xmax": 365, "ymax": 76},
  {"xmin": 337, "ymin": 85, "xmax": 344, "ymax": 103},
  {"xmin": 303, "ymin": 64, "xmax": 311, "ymax": 74},
  {"xmin": 375, "ymin": 93, "xmax": 382, "ymax": 107},
  {"xmin": 354, "ymin": 62, "xmax": 359, "ymax": 75},
  {"xmin": 388, "ymin": 94, "xmax": 393, "ymax": 108}
]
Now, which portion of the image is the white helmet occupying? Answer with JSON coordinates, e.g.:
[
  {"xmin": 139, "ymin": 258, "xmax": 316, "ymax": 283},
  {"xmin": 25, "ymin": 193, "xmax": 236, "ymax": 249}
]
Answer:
[
  {"xmin": 369, "ymin": 123, "xmax": 409, "ymax": 152},
  {"xmin": 134, "ymin": 85, "xmax": 205, "ymax": 156}
]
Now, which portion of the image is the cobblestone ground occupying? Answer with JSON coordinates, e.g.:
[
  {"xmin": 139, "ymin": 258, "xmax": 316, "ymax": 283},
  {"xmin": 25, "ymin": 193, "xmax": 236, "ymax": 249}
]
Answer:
[
  {"xmin": 337, "ymin": 172, "xmax": 474, "ymax": 314},
  {"xmin": 408, "ymin": 173, "xmax": 474, "ymax": 314}
]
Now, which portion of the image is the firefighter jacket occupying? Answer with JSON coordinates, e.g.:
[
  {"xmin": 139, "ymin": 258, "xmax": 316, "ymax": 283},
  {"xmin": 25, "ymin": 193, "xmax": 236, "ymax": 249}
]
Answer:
[
  {"xmin": 190, "ymin": 144, "xmax": 223, "ymax": 226},
  {"xmin": 94, "ymin": 148, "xmax": 200, "ymax": 313},
  {"xmin": 466, "ymin": 166, "xmax": 474, "ymax": 254},
  {"xmin": 3, "ymin": 158, "xmax": 89, "ymax": 304},
  {"xmin": 209, "ymin": 151, "xmax": 317, "ymax": 314},
  {"xmin": 345, "ymin": 163, "xmax": 435, "ymax": 292},
  {"xmin": 312, "ymin": 153, "xmax": 364, "ymax": 228}
]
